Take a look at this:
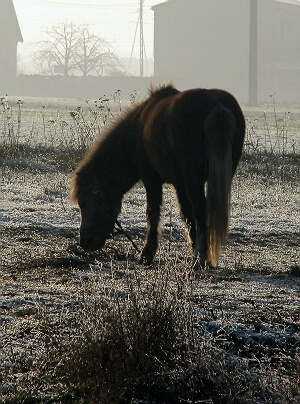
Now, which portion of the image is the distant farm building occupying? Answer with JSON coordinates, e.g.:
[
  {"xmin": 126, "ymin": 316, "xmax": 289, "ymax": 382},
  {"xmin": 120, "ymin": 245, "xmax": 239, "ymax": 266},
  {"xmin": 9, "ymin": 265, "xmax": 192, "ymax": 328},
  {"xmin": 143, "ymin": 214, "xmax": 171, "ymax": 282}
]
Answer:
[
  {"xmin": 152, "ymin": 0, "xmax": 300, "ymax": 103},
  {"xmin": 0, "ymin": 0, "xmax": 23, "ymax": 94}
]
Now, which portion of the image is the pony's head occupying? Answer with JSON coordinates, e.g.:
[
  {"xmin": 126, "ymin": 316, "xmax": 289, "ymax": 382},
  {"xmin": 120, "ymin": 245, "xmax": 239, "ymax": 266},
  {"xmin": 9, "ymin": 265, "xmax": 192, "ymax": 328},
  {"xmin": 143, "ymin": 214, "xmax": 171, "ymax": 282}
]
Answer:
[{"xmin": 71, "ymin": 171, "xmax": 121, "ymax": 251}]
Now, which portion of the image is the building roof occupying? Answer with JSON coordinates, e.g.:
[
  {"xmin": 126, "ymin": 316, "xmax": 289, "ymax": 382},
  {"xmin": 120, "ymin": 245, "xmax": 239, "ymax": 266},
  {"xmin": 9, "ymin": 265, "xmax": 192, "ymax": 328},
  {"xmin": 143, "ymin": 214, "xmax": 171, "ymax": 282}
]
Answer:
[
  {"xmin": 152, "ymin": 0, "xmax": 300, "ymax": 8},
  {"xmin": 0, "ymin": 0, "xmax": 23, "ymax": 43},
  {"xmin": 276, "ymin": 0, "xmax": 300, "ymax": 4}
]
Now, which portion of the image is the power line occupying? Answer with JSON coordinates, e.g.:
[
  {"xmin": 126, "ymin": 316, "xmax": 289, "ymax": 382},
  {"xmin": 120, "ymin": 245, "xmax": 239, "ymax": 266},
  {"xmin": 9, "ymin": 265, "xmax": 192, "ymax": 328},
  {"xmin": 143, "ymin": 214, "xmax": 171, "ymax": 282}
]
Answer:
[
  {"xmin": 16, "ymin": 0, "xmax": 155, "ymax": 15},
  {"xmin": 32, "ymin": 0, "xmax": 142, "ymax": 8}
]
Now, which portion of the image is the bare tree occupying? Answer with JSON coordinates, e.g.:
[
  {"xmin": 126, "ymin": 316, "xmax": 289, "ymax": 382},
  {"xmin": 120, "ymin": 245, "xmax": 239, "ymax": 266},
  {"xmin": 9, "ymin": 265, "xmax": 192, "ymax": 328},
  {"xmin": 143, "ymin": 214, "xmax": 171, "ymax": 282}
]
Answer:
[
  {"xmin": 73, "ymin": 25, "xmax": 120, "ymax": 76},
  {"xmin": 33, "ymin": 22, "xmax": 80, "ymax": 76},
  {"xmin": 33, "ymin": 22, "xmax": 119, "ymax": 76}
]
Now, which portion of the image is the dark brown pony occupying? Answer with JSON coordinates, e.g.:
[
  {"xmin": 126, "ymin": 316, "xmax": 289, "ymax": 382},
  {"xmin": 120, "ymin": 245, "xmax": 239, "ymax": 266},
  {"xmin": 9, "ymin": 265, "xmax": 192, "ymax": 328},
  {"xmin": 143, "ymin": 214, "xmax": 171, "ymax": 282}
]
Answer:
[{"xmin": 71, "ymin": 84, "xmax": 245, "ymax": 267}]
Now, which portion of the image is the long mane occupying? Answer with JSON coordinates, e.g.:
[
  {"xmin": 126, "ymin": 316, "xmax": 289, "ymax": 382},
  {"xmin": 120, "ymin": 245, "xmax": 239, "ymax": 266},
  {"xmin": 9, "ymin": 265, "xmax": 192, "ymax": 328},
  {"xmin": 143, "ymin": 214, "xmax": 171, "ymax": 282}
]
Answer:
[
  {"xmin": 70, "ymin": 115, "xmax": 129, "ymax": 204},
  {"xmin": 70, "ymin": 96, "xmax": 144, "ymax": 204}
]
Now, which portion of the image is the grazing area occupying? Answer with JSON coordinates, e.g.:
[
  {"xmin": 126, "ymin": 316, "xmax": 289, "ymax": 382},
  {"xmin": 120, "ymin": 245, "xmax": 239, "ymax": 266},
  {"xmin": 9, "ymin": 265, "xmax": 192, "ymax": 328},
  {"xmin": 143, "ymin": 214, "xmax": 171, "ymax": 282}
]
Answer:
[
  {"xmin": 0, "ymin": 92, "xmax": 299, "ymax": 403},
  {"xmin": 71, "ymin": 84, "xmax": 245, "ymax": 268}
]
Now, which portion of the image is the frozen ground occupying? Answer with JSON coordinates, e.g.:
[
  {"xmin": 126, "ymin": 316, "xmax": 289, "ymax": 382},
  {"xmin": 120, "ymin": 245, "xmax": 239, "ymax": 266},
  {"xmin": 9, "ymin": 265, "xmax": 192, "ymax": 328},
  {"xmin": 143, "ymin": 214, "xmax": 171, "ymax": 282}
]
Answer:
[
  {"xmin": 1, "ymin": 164, "xmax": 299, "ymax": 325},
  {"xmin": 0, "ymin": 102, "xmax": 299, "ymax": 401},
  {"xmin": 0, "ymin": 157, "xmax": 298, "ymax": 272}
]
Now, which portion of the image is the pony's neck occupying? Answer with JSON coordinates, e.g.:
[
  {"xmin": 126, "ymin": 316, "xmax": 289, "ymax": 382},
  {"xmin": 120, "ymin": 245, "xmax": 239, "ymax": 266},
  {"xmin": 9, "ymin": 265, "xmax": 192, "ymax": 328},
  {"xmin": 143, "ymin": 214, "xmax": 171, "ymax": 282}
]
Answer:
[{"xmin": 88, "ymin": 120, "xmax": 138, "ymax": 197}]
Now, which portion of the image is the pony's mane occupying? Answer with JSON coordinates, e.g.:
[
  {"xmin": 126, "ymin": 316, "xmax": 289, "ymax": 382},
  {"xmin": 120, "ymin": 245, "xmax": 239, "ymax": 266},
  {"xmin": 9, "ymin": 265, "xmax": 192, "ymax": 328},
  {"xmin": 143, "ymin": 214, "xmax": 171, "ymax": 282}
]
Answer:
[
  {"xmin": 70, "ymin": 102, "xmax": 139, "ymax": 204},
  {"xmin": 149, "ymin": 83, "xmax": 180, "ymax": 99}
]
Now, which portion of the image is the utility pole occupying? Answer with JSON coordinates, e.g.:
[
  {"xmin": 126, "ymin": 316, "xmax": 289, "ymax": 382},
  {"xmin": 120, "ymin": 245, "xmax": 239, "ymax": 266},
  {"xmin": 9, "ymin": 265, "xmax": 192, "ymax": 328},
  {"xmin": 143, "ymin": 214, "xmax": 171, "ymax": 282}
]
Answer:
[
  {"xmin": 139, "ymin": 0, "xmax": 144, "ymax": 77},
  {"xmin": 129, "ymin": 0, "xmax": 145, "ymax": 76},
  {"xmin": 249, "ymin": 0, "xmax": 258, "ymax": 106}
]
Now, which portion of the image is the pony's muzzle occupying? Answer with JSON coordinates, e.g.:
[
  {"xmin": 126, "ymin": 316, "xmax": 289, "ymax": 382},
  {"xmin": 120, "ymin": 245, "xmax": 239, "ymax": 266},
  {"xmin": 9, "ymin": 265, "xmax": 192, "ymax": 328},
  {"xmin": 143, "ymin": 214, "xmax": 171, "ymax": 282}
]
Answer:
[{"xmin": 79, "ymin": 233, "xmax": 105, "ymax": 251}]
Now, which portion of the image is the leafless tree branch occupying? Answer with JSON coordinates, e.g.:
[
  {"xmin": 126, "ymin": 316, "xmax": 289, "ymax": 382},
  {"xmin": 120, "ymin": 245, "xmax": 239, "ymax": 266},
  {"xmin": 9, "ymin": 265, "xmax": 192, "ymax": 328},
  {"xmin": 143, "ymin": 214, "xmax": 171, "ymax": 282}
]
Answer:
[{"xmin": 33, "ymin": 22, "xmax": 120, "ymax": 76}]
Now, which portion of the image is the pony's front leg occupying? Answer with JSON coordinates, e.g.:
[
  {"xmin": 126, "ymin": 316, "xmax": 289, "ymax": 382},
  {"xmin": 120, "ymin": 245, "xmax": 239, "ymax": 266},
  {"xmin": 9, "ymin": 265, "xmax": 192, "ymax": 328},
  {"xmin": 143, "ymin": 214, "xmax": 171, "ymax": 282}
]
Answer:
[{"xmin": 139, "ymin": 181, "xmax": 163, "ymax": 265}]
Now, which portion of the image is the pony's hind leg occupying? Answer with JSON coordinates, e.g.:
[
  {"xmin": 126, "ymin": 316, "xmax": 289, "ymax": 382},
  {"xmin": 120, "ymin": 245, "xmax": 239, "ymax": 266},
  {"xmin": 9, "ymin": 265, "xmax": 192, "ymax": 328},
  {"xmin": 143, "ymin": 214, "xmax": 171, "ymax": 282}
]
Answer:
[
  {"xmin": 175, "ymin": 186, "xmax": 196, "ymax": 249},
  {"xmin": 186, "ymin": 185, "xmax": 208, "ymax": 269},
  {"xmin": 139, "ymin": 178, "xmax": 163, "ymax": 265}
]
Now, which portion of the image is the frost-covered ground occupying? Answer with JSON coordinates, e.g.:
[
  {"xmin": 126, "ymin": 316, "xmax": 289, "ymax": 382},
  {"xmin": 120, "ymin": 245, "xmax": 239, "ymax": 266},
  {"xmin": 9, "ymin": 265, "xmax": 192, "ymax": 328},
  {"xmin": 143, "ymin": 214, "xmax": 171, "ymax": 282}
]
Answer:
[
  {"xmin": 0, "ymin": 100, "xmax": 299, "ymax": 402},
  {"xmin": 1, "ymin": 161, "xmax": 298, "ymax": 273},
  {"xmin": 1, "ymin": 159, "xmax": 299, "ymax": 398}
]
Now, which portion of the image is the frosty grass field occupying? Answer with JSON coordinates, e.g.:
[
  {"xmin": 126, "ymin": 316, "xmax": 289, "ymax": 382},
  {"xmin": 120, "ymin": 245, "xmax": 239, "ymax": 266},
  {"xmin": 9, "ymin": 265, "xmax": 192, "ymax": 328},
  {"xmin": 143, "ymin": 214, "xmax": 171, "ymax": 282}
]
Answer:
[{"xmin": 0, "ymin": 92, "xmax": 299, "ymax": 403}]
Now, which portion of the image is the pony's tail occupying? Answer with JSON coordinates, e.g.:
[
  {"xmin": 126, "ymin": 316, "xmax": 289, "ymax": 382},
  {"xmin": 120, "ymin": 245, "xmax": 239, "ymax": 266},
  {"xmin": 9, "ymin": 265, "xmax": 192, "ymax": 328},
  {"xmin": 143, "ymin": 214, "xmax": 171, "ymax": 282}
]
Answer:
[{"xmin": 205, "ymin": 106, "xmax": 236, "ymax": 267}]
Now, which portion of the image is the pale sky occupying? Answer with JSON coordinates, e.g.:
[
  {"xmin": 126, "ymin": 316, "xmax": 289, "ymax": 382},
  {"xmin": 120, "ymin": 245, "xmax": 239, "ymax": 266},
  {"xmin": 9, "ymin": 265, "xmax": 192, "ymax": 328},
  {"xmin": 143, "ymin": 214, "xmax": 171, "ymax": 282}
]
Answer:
[{"xmin": 13, "ymin": 0, "xmax": 162, "ymax": 74}]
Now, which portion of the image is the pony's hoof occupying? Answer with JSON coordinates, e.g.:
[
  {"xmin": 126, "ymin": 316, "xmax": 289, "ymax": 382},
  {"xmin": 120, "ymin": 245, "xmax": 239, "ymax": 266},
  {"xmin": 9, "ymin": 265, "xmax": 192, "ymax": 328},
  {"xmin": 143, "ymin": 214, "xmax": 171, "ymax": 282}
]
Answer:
[
  {"xmin": 139, "ymin": 245, "xmax": 156, "ymax": 266},
  {"xmin": 192, "ymin": 255, "xmax": 208, "ymax": 271},
  {"xmin": 138, "ymin": 252, "xmax": 154, "ymax": 266}
]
